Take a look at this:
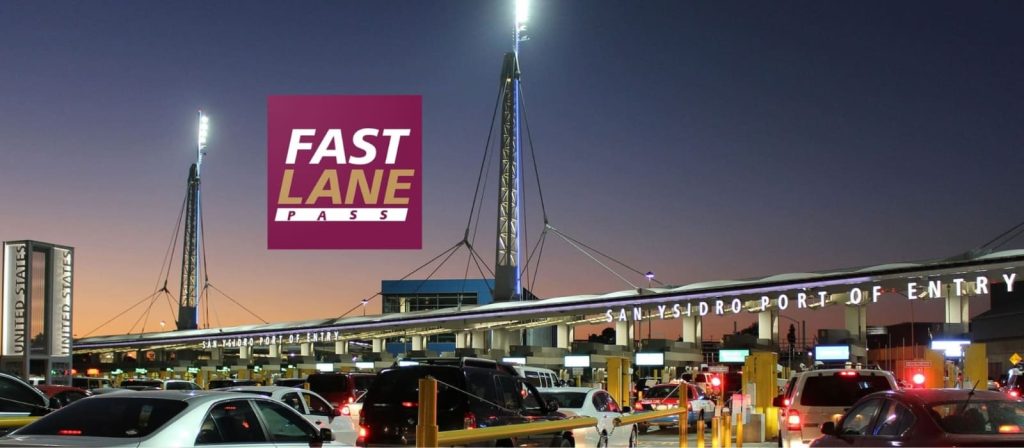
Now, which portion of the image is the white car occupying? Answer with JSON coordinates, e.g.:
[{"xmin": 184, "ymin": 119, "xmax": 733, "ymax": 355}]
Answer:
[
  {"xmin": 0, "ymin": 390, "xmax": 334, "ymax": 447},
  {"xmin": 539, "ymin": 387, "xmax": 637, "ymax": 448},
  {"xmin": 222, "ymin": 385, "xmax": 350, "ymax": 442},
  {"xmin": 336, "ymin": 392, "xmax": 365, "ymax": 446}
]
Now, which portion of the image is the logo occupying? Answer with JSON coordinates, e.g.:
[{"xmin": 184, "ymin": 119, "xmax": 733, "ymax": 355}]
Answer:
[{"xmin": 267, "ymin": 96, "xmax": 422, "ymax": 249}]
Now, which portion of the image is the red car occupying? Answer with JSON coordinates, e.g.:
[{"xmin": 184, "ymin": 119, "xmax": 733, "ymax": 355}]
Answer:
[
  {"xmin": 34, "ymin": 385, "xmax": 92, "ymax": 408},
  {"xmin": 812, "ymin": 388, "xmax": 1024, "ymax": 447}
]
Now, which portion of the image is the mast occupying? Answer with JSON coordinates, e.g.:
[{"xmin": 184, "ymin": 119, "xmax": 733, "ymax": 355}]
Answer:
[{"xmin": 178, "ymin": 111, "xmax": 209, "ymax": 330}]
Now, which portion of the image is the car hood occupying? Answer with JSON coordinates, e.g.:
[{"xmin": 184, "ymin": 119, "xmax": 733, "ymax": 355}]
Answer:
[{"xmin": 0, "ymin": 435, "xmax": 139, "ymax": 447}]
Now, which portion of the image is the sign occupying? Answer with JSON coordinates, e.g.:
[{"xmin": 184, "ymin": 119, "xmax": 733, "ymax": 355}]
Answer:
[
  {"xmin": 905, "ymin": 360, "xmax": 932, "ymax": 368},
  {"xmin": 635, "ymin": 352, "xmax": 665, "ymax": 367},
  {"xmin": 502, "ymin": 357, "xmax": 527, "ymax": 365},
  {"xmin": 315, "ymin": 363, "xmax": 333, "ymax": 372},
  {"xmin": 930, "ymin": 340, "xmax": 970, "ymax": 358},
  {"xmin": 719, "ymin": 349, "xmax": 750, "ymax": 363},
  {"xmin": 49, "ymin": 247, "xmax": 72, "ymax": 356},
  {"xmin": 1010, "ymin": 353, "xmax": 1022, "ymax": 365},
  {"xmin": 355, "ymin": 361, "xmax": 374, "ymax": 370},
  {"xmin": 815, "ymin": 345, "xmax": 851, "ymax": 361},
  {"xmin": 2, "ymin": 243, "xmax": 28, "ymax": 356},
  {"xmin": 709, "ymin": 365, "xmax": 729, "ymax": 373},
  {"xmin": 267, "ymin": 95, "xmax": 422, "ymax": 249},
  {"xmin": 564, "ymin": 355, "xmax": 591, "ymax": 368}
]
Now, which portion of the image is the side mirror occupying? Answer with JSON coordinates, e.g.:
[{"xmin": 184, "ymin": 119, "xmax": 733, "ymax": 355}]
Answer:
[
  {"xmin": 771, "ymin": 396, "xmax": 784, "ymax": 407},
  {"xmin": 621, "ymin": 406, "xmax": 631, "ymax": 414},
  {"xmin": 546, "ymin": 399, "xmax": 559, "ymax": 412},
  {"xmin": 820, "ymin": 421, "xmax": 836, "ymax": 436}
]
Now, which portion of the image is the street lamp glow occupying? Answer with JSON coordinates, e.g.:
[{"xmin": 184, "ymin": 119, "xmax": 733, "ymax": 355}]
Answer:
[
  {"xmin": 198, "ymin": 112, "xmax": 210, "ymax": 148},
  {"xmin": 515, "ymin": 0, "xmax": 529, "ymax": 25}
]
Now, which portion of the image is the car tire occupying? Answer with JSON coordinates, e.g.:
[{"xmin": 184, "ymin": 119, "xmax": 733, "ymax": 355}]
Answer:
[
  {"xmin": 628, "ymin": 428, "xmax": 638, "ymax": 448},
  {"xmin": 597, "ymin": 433, "xmax": 608, "ymax": 448}
]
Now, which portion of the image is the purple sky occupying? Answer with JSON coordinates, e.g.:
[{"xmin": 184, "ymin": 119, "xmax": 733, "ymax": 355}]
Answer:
[{"xmin": 0, "ymin": 1, "xmax": 1021, "ymax": 340}]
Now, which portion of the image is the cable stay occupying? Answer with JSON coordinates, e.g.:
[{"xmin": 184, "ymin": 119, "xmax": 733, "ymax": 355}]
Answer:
[{"xmin": 975, "ymin": 218, "xmax": 1024, "ymax": 254}]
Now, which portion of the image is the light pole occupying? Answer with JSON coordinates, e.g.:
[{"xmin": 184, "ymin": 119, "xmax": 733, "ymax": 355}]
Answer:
[
  {"xmin": 645, "ymin": 272, "xmax": 655, "ymax": 340},
  {"xmin": 777, "ymin": 314, "xmax": 804, "ymax": 372}
]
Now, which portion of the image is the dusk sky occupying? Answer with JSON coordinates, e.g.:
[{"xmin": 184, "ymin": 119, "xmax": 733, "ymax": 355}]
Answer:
[{"xmin": 1, "ymin": 1, "xmax": 1022, "ymax": 340}]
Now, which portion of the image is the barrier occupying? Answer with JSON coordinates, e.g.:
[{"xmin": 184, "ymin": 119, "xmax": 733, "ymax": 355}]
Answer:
[
  {"xmin": 0, "ymin": 416, "xmax": 39, "ymax": 430},
  {"xmin": 697, "ymin": 419, "xmax": 705, "ymax": 447}
]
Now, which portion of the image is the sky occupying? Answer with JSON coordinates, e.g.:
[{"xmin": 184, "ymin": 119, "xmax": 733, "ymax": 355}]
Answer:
[{"xmin": 1, "ymin": 1, "xmax": 1022, "ymax": 341}]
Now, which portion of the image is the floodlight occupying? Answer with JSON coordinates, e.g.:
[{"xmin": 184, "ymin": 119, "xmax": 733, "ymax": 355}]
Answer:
[{"xmin": 516, "ymin": 0, "xmax": 529, "ymax": 25}]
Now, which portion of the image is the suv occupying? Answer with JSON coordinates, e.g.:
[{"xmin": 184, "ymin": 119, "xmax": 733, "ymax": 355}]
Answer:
[
  {"xmin": 307, "ymin": 372, "xmax": 375, "ymax": 407},
  {"xmin": 119, "ymin": 378, "xmax": 202, "ymax": 391},
  {"xmin": 775, "ymin": 368, "xmax": 898, "ymax": 448},
  {"xmin": 71, "ymin": 377, "xmax": 113, "ymax": 390},
  {"xmin": 358, "ymin": 359, "xmax": 571, "ymax": 446}
]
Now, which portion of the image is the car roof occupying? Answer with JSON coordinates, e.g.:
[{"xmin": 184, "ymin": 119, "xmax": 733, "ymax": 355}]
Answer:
[
  {"xmin": 88, "ymin": 390, "xmax": 263, "ymax": 403},
  {"xmin": 222, "ymin": 386, "xmax": 304, "ymax": 393},
  {"xmin": 537, "ymin": 387, "xmax": 595, "ymax": 394},
  {"xmin": 876, "ymin": 388, "xmax": 1014, "ymax": 404},
  {"xmin": 35, "ymin": 385, "xmax": 88, "ymax": 394}
]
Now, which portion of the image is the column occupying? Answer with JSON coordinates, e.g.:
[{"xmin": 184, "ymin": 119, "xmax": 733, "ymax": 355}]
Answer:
[
  {"xmin": 238, "ymin": 346, "xmax": 251, "ymax": 360},
  {"xmin": 556, "ymin": 324, "xmax": 571, "ymax": 349},
  {"xmin": 844, "ymin": 306, "xmax": 867, "ymax": 345},
  {"xmin": 944, "ymin": 284, "xmax": 969, "ymax": 328},
  {"xmin": 300, "ymin": 342, "xmax": 312, "ymax": 357},
  {"xmin": 471, "ymin": 331, "xmax": 486, "ymax": 350},
  {"xmin": 335, "ymin": 340, "xmax": 348, "ymax": 355},
  {"xmin": 681, "ymin": 316, "xmax": 702, "ymax": 344},
  {"xmin": 758, "ymin": 310, "xmax": 778, "ymax": 344},
  {"xmin": 412, "ymin": 336, "xmax": 424, "ymax": 351},
  {"xmin": 268, "ymin": 344, "xmax": 280, "ymax": 359},
  {"xmin": 455, "ymin": 332, "xmax": 469, "ymax": 349},
  {"xmin": 615, "ymin": 320, "xmax": 629, "ymax": 346},
  {"xmin": 372, "ymin": 339, "xmax": 384, "ymax": 353}
]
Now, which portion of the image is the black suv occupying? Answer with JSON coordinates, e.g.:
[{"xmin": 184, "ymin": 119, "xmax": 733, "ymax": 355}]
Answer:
[{"xmin": 358, "ymin": 358, "xmax": 571, "ymax": 447}]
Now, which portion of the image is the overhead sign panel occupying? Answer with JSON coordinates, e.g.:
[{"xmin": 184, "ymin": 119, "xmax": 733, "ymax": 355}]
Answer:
[
  {"xmin": 719, "ymin": 349, "xmax": 750, "ymax": 363},
  {"xmin": 815, "ymin": 345, "xmax": 850, "ymax": 361},
  {"xmin": 635, "ymin": 352, "xmax": 665, "ymax": 366},
  {"xmin": 564, "ymin": 355, "xmax": 591, "ymax": 368}
]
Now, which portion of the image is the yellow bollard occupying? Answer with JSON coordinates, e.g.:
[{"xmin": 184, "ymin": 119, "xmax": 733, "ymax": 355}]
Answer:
[
  {"xmin": 735, "ymin": 411, "xmax": 743, "ymax": 448},
  {"xmin": 711, "ymin": 416, "xmax": 720, "ymax": 448},
  {"xmin": 416, "ymin": 378, "xmax": 438, "ymax": 448},
  {"xmin": 680, "ymin": 383, "xmax": 689, "ymax": 448},
  {"xmin": 724, "ymin": 411, "xmax": 732, "ymax": 448},
  {"xmin": 697, "ymin": 419, "xmax": 705, "ymax": 448}
]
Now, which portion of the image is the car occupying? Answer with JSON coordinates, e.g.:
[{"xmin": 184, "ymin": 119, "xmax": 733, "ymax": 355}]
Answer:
[
  {"xmin": 307, "ymin": 372, "xmax": 375, "ymax": 408},
  {"xmin": 1003, "ymin": 366, "xmax": 1022, "ymax": 398},
  {"xmin": 338, "ymin": 392, "xmax": 366, "ymax": 446},
  {"xmin": 0, "ymin": 390, "xmax": 335, "ymax": 447},
  {"xmin": 219, "ymin": 386, "xmax": 350, "ymax": 441},
  {"xmin": 633, "ymin": 382, "xmax": 714, "ymax": 433},
  {"xmin": 71, "ymin": 377, "xmax": 112, "ymax": 390},
  {"xmin": 358, "ymin": 358, "xmax": 571, "ymax": 446},
  {"xmin": 0, "ymin": 372, "xmax": 51, "ymax": 435},
  {"xmin": 35, "ymin": 385, "xmax": 92, "ymax": 409},
  {"xmin": 775, "ymin": 368, "xmax": 898, "ymax": 448},
  {"xmin": 810, "ymin": 388, "xmax": 1024, "ymax": 447},
  {"xmin": 119, "ymin": 378, "xmax": 202, "ymax": 391},
  {"xmin": 516, "ymin": 366, "xmax": 562, "ymax": 388},
  {"xmin": 539, "ymin": 387, "xmax": 638, "ymax": 448},
  {"xmin": 207, "ymin": 379, "xmax": 261, "ymax": 390},
  {"xmin": 275, "ymin": 377, "xmax": 308, "ymax": 388}
]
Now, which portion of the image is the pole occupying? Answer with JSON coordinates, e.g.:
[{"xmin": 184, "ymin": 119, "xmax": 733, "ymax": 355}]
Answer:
[
  {"xmin": 416, "ymin": 378, "xmax": 438, "ymax": 448},
  {"xmin": 697, "ymin": 419, "xmax": 705, "ymax": 448},
  {"xmin": 680, "ymin": 383, "xmax": 688, "ymax": 448},
  {"xmin": 711, "ymin": 416, "xmax": 720, "ymax": 448},
  {"xmin": 735, "ymin": 410, "xmax": 743, "ymax": 448},
  {"xmin": 724, "ymin": 410, "xmax": 732, "ymax": 448}
]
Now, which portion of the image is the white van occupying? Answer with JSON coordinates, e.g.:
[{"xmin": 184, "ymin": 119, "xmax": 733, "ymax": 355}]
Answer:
[{"xmin": 514, "ymin": 365, "xmax": 561, "ymax": 388}]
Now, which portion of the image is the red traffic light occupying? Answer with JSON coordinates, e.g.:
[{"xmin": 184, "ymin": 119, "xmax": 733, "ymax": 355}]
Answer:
[
  {"xmin": 912, "ymin": 373, "xmax": 926, "ymax": 386},
  {"xmin": 710, "ymin": 376, "xmax": 722, "ymax": 387}
]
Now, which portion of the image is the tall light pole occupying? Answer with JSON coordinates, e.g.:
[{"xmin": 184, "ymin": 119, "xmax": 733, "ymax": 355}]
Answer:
[{"xmin": 178, "ymin": 111, "xmax": 209, "ymax": 330}]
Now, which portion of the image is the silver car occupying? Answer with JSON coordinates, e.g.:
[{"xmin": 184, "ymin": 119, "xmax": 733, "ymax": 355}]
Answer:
[{"xmin": 0, "ymin": 390, "xmax": 334, "ymax": 447}]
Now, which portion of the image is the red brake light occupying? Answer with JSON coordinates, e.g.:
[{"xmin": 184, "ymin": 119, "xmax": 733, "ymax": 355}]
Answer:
[
  {"xmin": 786, "ymin": 409, "xmax": 801, "ymax": 431},
  {"xmin": 341, "ymin": 406, "xmax": 350, "ymax": 416},
  {"xmin": 401, "ymin": 401, "xmax": 418, "ymax": 408},
  {"xmin": 464, "ymin": 411, "xmax": 477, "ymax": 429},
  {"xmin": 57, "ymin": 429, "xmax": 83, "ymax": 436},
  {"xmin": 348, "ymin": 396, "xmax": 355, "ymax": 404},
  {"xmin": 912, "ymin": 373, "xmax": 926, "ymax": 386},
  {"xmin": 357, "ymin": 426, "xmax": 368, "ymax": 440},
  {"xmin": 999, "ymin": 424, "xmax": 1022, "ymax": 434},
  {"xmin": 710, "ymin": 376, "xmax": 722, "ymax": 387},
  {"xmin": 839, "ymin": 371, "xmax": 857, "ymax": 377},
  {"xmin": 783, "ymin": 398, "xmax": 791, "ymax": 407},
  {"xmin": 634, "ymin": 403, "xmax": 644, "ymax": 411},
  {"xmin": 1010, "ymin": 390, "xmax": 1020, "ymax": 398}
]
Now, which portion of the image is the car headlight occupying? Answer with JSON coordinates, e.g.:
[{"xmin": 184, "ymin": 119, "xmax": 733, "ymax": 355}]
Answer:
[{"xmin": 656, "ymin": 404, "xmax": 668, "ymax": 410}]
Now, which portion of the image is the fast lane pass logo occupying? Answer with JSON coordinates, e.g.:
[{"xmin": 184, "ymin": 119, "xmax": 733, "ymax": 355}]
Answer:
[{"xmin": 267, "ymin": 95, "xmax": 422, "ymax": 249}]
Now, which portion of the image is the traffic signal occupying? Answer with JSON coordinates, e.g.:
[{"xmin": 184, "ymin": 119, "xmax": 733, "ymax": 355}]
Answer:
[
  {"xmin": 912, "ymin": 372, "xmax": 926, "ymax": 388},
  {"xmin": 710, "ymin": 375, "xmax": 722, "ymax": 388}
]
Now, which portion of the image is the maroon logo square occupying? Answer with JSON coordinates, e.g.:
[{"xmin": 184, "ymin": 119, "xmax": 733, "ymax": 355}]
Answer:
[{"xmin": 267, "ymin": 95, "xmax": 422, "ymax": 249}]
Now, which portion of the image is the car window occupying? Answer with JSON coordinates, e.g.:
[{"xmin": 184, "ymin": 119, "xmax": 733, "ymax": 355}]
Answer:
[
  {"xmin": 931, "ymin": 400, "xmax": 1024, "ymax": 434},
  {"xmin": 840, "ymin": 399, "xmax": 884, "ymax": 436},
  {"xmin": 303, "ymin": 392, "xmax": 332, "ymax": 416},
  {"xmin": 196, "ymin": 400, "xmax": 267, "ymax": 444},
  {"xmin": 874, "ymin": 400, "xmax": 915, "ymax": 437},
  {"xmin": 592, "ymin": 392, "xmax": 609, "ymax": 412},
  {"xmin": 253, "ymin": 400, "xmax": 318, "ymax": 443},
  {"xmin": 495, "ymin": 376, "xmax": 523, "ymax": 411},
  {"xmin": 20, "ymin": 397, "xmax": 187, "ymax": 438},
  {"xmin": 543, "ymin": 392, "xmax": 587, "ymax": 409},
  {"xmin": 645, "ymin": 385, "xmax": 681, "ymax": 399},
  {"xmin": 521, "ymin": 381, "xmax": 545, "ymax": 412},
  {"xmin": 280, "ymin": 392, "xmax": 305, "ymax": 414},
  {"xmin": 0, "ymin": 376, "xmax": 43, "ymax": 413},
  {"xmin": 800, "ymin": 374, "xmax": 892, "ymax": 406}
]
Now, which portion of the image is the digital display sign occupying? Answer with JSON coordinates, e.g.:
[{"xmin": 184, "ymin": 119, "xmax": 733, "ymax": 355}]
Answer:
[
  {"xmin": 931, "ymin": 340, "xmax": 970, "ymax": 358},
  {"xmin": 635, "ymin": 352, "xmax": 665, "ymax": 366},
  {"xmin": 719, "ymin": 349, "xmax": 750, "ymax": 363},
  {"xmin": 564, "ymin": 355, "xmax": 591, "ymax": 368},
  {"xmin": 502, "ymin": 357, "xmax": 527, "ymax": 365},
  {"xmin": 815, "ymin": 345, "xmax": 851, "ymax": 361}
]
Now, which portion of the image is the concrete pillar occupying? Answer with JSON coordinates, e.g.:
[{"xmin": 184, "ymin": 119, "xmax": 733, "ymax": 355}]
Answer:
[
  {"xmin": 412, "ymin": 336, "xmax": 424, "ymax": 351},
  {"xmin": 556, "ymin": 324, "xmax": 571, "ymax": 349},
  {"xmin": 492, "ymin": 330, "xmax": 510, "ymax": 352},
  {"xmin": 681, "ymin": 316, "xmax": 702, "ymax": 344},
  {"xmin": 844, "ymin": 306, "xmax": 867, "ymax": 344},
  {"xmin": 335, "ymin": 340, "xmax": 348, "ymax": 355},
  {"xmin": 300, "ymin": 342, "xmax": 312, "ymax": 357},
  {"xmin": 471, "ymin": 331, "xmax": 486, "ymax": 350},
  {"xmin": 615, "ymin": 320, "xmax": 629, "ymax": 346},
  {"xmin": 210, "ymin": 348, "xmax": 223, "ymax": 361},
  {"xmin": 455, "ymin": 332, "xmax": 468, "ymax": 349},
  {"xmin": 239, "ymin": 346, "xmax": 251, "ymax": 360},
  {"xmin": 944, "ymin": 284, "xmax": 969, "ymax": 326},
  {"xmin": 269, "ymin": 344, "xmax": 280, "ymax": 359},
  {"xmin": 372, "ymin": 339, "xmax": 383, "ymax": 353},
  {"xmin": 758, "ymin": 311, "xmax": 779, "ymax": 343}
]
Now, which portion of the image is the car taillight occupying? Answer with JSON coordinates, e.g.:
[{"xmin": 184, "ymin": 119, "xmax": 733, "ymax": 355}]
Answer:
[
  {"xmin": 357, "ymin": 426, "xmax": 368, "ymax": 441},
  {"xmin": 464, "ymin": 411, "xmax": 477, "ymax": 429},
  {"xmin": 349, "ymin": 396, "xmax": 355, "ymax": 404},
  {"xmin": 401, "ymin": 401, "xmax": 418, "ymax": 408},
  {"xmin": 341, "ymin": 406, "xmax": 350, "ymax": 416},
  {"xmin": 999, "ymin": 424, "xmax": 1022, "ymax": 434},
  {"xmin": 634, "ymin": 403, "xmax": 644, "ymax": 411},
  {"xmin": 57, "ymin": 429, "xmax": 82, "ymax": 436},
  {"xmin": 783, "ymin": 398, "xmax": 791, "ymax": 407},
  {"xmin": 1010, "ymin": 390, "xmax": 1020, "ymax": 398},
  {"xmin": 839, "ymin": 371, "xmax": 857, "ymax": 377},
  {"xmin": 786, "ymin": 409, "xmax": 801, "ymax": 431}
]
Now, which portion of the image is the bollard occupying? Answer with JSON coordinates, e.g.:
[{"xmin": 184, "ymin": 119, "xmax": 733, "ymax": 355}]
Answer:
[
  {"xmin": 416, "ymin": 378, "xmax": 438, "ymax": 448},
  {"xmin": 680, "ymin": 415, "xmax": 688, "ymax": 448},
  {"xmin": 679, "ymin": 382, "xmax": 689, "ymax": 448},
  {"xmin": 697, "ymin": 418, "xmax": 705, "ymax": 448},
  {"xmin": 723, "ymin": 411, "xmax": 732, "ymax": 448},
  {"xmin": 735, "ymin": 411, "xmax": 743, "ymax": 448},
  {"xmin": 711, "ymin": 416, "xmax": 720, "ymax": 448}
]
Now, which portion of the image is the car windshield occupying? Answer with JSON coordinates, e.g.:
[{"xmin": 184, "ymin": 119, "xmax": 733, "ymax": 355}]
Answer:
[
  {"xmin": 307, "ymin": 375, "xmax": 349, "ymax": 394},
  {"xmin": 931, "ymin": 400, "xmax": 1024, "ymax": 434},
  {"xmin": 17, "ymin": 397, "xmax": 187, "ymax": 438},
  {"xmin": 365, "ymin": 367, "xmax": 466, "ymax": 409},
  {"xmin": 799, "ymin": 374, "xmax": 892, "ymax": 406},
  {"xmin": 645, "ymin": 386, "xmax": 683, "ymax": 399},
  {"xmin": 353, "ymin": 375, "xmax": 374, "ymax": 391},
  {"xmin": 542, "ymin": 392, "xmax": 587, "ymax": 409}
]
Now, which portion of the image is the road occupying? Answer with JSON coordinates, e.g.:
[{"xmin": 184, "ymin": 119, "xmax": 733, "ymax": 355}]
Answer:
[{"xmin": 636, "ymin": 426, "xmax": 777, "ymax": 448}]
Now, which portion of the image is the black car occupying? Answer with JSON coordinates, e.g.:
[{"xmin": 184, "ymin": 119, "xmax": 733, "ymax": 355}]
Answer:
[
  {"xmin": 357, "ymin": 358, "xmax": 572, "ymax": 447},
  {"xmin": 307, "ymin": 372, "xmax": 376, "ymax": 407},
  {"xmin": 811, "ymin": 388, "xmax": 1024, "ymax": 447}
]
